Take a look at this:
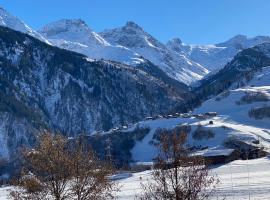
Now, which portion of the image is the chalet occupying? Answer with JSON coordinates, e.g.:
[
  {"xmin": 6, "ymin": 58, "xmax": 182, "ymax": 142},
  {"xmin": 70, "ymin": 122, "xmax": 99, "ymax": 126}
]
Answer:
[
  {"xmin": 195, "ymin": 149, "xmax": 241, "ymax": 165},
  {"xmin": 205, "ymin": 112, "xmax": 218, "ymax": 117},
  {"xmin": 145, "ymin": 116, "xmax": 154, "ymax": 120}
]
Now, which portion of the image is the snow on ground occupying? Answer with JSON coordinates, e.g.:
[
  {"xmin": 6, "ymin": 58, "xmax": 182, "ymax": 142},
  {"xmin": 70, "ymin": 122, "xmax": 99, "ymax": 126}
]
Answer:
[
  {"xmin": 0, "ymin": 186, "xmax": 12, "ymax": 200},
  {"xmin": 131, "ymin": 117, "xmax": 198, "ymax": 162},
  {"xmin": 1, "ymin": 158, "xmax": 270, "ymax": 199},
  {"xmin": 116, "ymin": 157, "xmax": 270, "ymax": 200},
  {"xmin": 130, "ymin": 66, "xmax": 270, "ymax": 162}
]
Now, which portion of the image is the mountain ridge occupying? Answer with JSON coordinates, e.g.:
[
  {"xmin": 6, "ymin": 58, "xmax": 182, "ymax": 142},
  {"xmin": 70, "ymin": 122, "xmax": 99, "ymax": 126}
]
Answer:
[{"xmin": 0, "ymin": 25, "xmax": 192, "ymax": 161}]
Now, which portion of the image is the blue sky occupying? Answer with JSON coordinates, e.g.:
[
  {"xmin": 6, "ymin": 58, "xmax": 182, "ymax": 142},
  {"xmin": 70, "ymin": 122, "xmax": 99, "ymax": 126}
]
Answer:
[{"xmin": 1, "ymin": 0, "xmax": 269, "ymax": 44}]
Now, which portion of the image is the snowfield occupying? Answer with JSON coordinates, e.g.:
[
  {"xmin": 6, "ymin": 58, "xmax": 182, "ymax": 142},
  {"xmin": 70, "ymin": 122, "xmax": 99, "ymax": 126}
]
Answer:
[
  {"xmin": 1, "ymin": 157, "xmax": 270, "ymax": 199},
  {"xmin": 115, "ymin": 157, "xmax": 270, "ymax": 200}
]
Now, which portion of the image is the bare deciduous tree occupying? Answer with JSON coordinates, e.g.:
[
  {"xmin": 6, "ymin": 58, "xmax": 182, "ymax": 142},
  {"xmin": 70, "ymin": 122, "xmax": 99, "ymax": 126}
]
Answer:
[
  {"xmin": 9, "ymin": 172, "xmax": 48, "ymax": 200},
  {"xmin": 10, "ymin": 133, "xmax": 71, "ymax": 200},
  {"xmin": 10, "ymin": 133, "xmax": 118, "ymax": 200},
  {"xmin": 69, "ymin": 140, "xmax": 118, "ymax": 200},
  {"xmin": 140, "ymin": 130, "xmax": 218, "ymax": 200}
]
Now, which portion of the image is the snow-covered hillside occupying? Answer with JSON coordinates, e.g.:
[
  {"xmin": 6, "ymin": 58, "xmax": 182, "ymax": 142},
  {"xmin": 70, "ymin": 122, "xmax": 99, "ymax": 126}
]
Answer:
[
  {"xmin": 1, "ymin": 157, "xmax": 270, "ymax": 199},
  {"xmin": 0, "ymin": 7, "xmax": 48, "ymax": 43},
  {"xmin": 127, "ymin": 66, "xmax": 270, "ymax": 162},
  {"xmin": 115, "ymin": 157, "xmax": 270, "ymax": 200},
  {"xmin": 167, "ymin": 35, "xmax": 270, "ymax": 72}
]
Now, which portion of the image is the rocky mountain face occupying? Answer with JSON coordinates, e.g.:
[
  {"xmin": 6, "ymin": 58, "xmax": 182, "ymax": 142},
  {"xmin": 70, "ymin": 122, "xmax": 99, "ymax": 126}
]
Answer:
[
  {"xmin": 0, "ymin": 26, "xmax": 191, "ymax": 160},
  {"xmin": 167, "ymin": 35, "xmax": 270, "ymax": 72}
]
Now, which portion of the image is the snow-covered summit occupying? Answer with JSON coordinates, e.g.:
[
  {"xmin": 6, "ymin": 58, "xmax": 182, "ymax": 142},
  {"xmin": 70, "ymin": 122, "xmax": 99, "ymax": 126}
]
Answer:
[
  {"xmin": 41, "ymin": 19, "xmax": 109, "ymax": 46},
  {"xmin": 101, "ymin": 21, "xmax": 164, "ymax": 49},
  {"xmin": 217, "ymin": 35, "xmax": 270, "ymax": 49},
  {"xmin": 0, "ymin": 7, "xmax": 48, "ymax": 43},
  {"xmin": 40, "ymin": 19, "xmax": 144, "ymax": 65},
  {"xmin": 167, "ymin": 35, "xmax": 270, "ymax": 72},
  {"xmin": 101, "ymin": 22, "xmax": 209, "ymax": 85},
  {"xmin": 216, "ymin": 34, "xmax": 247, "ymax": 48},
  {"xmin": 166, "ymin": 38, "xmax": 184, "ymax": 52},
  {"xmin": 2, "ymin": 5, "xmax": 270, "ymax": 86},
  {"xmin": 125, "ymin": 21, "xmax": 143, "ymax": 30}
]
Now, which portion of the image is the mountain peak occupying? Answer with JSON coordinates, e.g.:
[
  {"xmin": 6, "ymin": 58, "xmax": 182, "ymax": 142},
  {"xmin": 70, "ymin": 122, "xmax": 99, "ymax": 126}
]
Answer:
[
  {"xmin": 58, "ymin": 19, "xmax": 88, "ymax": 28},
  {"xmin": 0, "ymin": 7, "xmax": 47, "ymax": 43},
  {"xmin": 216, "ymin": 34, "xmax": 248, "ymax": 48},
  {"xmin": 216, "ymin": 34, "xmax": 270, "ymax": 49},
  {"xmin": 231, "ymin": 34, "xmax": 247, "ymax": 40},
  {"xmin": 167, "ymin": 38, "xmax": 183, "ymax": 46},
  {"xmin": 166, "ymin": 38, "xmax": 183, "ymax": 52},
  {"xmin": 125, "ymin": 21, "xmax": 142, "ymax": 30},
  {"xmin": 225, "ymin": 34, "xmax": 248, "ymax": 43},
  {"xmin": 0, "ymin": 7, "xmax": 11, "ymax": 16},
  {"xmin": 100, "ymin": 21, "xmax": 161, "ymax": 49},
  {"xmin": 41, "ymin": 18, "xmax": 92, "ymax": 38},
  {"xmin": 171, "ymin": 38, "xmax": 182, "ymax": 44},
  {"xmin": 40, "ymin": 19, "xmax": 112, "ymax": 47}
]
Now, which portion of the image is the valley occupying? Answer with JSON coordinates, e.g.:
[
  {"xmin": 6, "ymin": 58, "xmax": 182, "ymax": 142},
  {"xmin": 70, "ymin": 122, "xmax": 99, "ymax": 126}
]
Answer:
[{"xmin": 0, "ymin": 3, "xmax": 269, "ymax": 199}]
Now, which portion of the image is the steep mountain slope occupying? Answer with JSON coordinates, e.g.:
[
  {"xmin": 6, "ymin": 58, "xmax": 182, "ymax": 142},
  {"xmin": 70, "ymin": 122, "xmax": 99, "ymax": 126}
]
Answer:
[
  {"xmin": 167, "ymin": 35, "xmax": 270, "ymax": 72},
  {"xmin": 100, "ymin": 21, "xmax": 209, "ymax": 85},
  {"xmin": 40, "ymin": 19, "xmax": 144, "ymax": 65},
  {"xmin": 0, "ymin": 7, "xmax": 48, "ymax": 43},
  {"xmin": 196, "ymin": 43, "xmax": 270, "ymax": 98},
  {"xmin": 0, "ymin": 26, "xmax": 191, "ymax": 160}
]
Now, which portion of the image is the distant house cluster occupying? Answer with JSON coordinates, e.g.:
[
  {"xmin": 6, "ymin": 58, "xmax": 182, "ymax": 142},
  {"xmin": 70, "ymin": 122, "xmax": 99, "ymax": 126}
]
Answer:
[{"xmin": 145, "ymin": 112, "xmax": 218, "ymax": 121}]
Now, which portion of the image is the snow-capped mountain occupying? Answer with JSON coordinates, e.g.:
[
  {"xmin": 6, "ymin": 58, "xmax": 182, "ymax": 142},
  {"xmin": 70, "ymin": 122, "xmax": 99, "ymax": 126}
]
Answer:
[
  {"xmin": 0, "ymin": 7, "xmax": 48, "ymax": 43},
  {"xmin": 1, "ymin": 5, "xmax": 270, "ymax": 175},
  {"xmin": 216, "ymin": 34, "xmax": 270, "ymax": 48},
  {"xmin": 197, "ymin": 43, "xmax": 270, "ymax": 99},
  {"xmin": 100, "ymin": 21, "xmax": 209, "ymax": 85},
  {"xmin": 1, "ymin": 6, "xmax": 270, "ymax": 86},
  {"xmin": 40, "ymin": 20, "xmax": 209, "ymax": 85},
  {"xmin": 91, "ymin": 42, "xmax": 270, "ymax": 164},
  {"xmin": 0, "ymin": 26, "xmax": 191, "ymax": 160},
  {"xmin": 167, "ymin": 35, "xmax": 270, "ymax": 71},
  {"xmin": 40, "ymin": 19, "xmax": 144, "ymax": 65}
]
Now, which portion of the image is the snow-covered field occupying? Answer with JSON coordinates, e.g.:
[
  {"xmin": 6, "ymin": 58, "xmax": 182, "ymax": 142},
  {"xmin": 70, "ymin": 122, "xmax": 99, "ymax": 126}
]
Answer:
[
  {"xmin": 1, "ymin": 157, "xmax": 270, "ymax": 199},
  {"xmin": 116, "ymin": 157, "xmax": 270, "ymax": 200}
]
